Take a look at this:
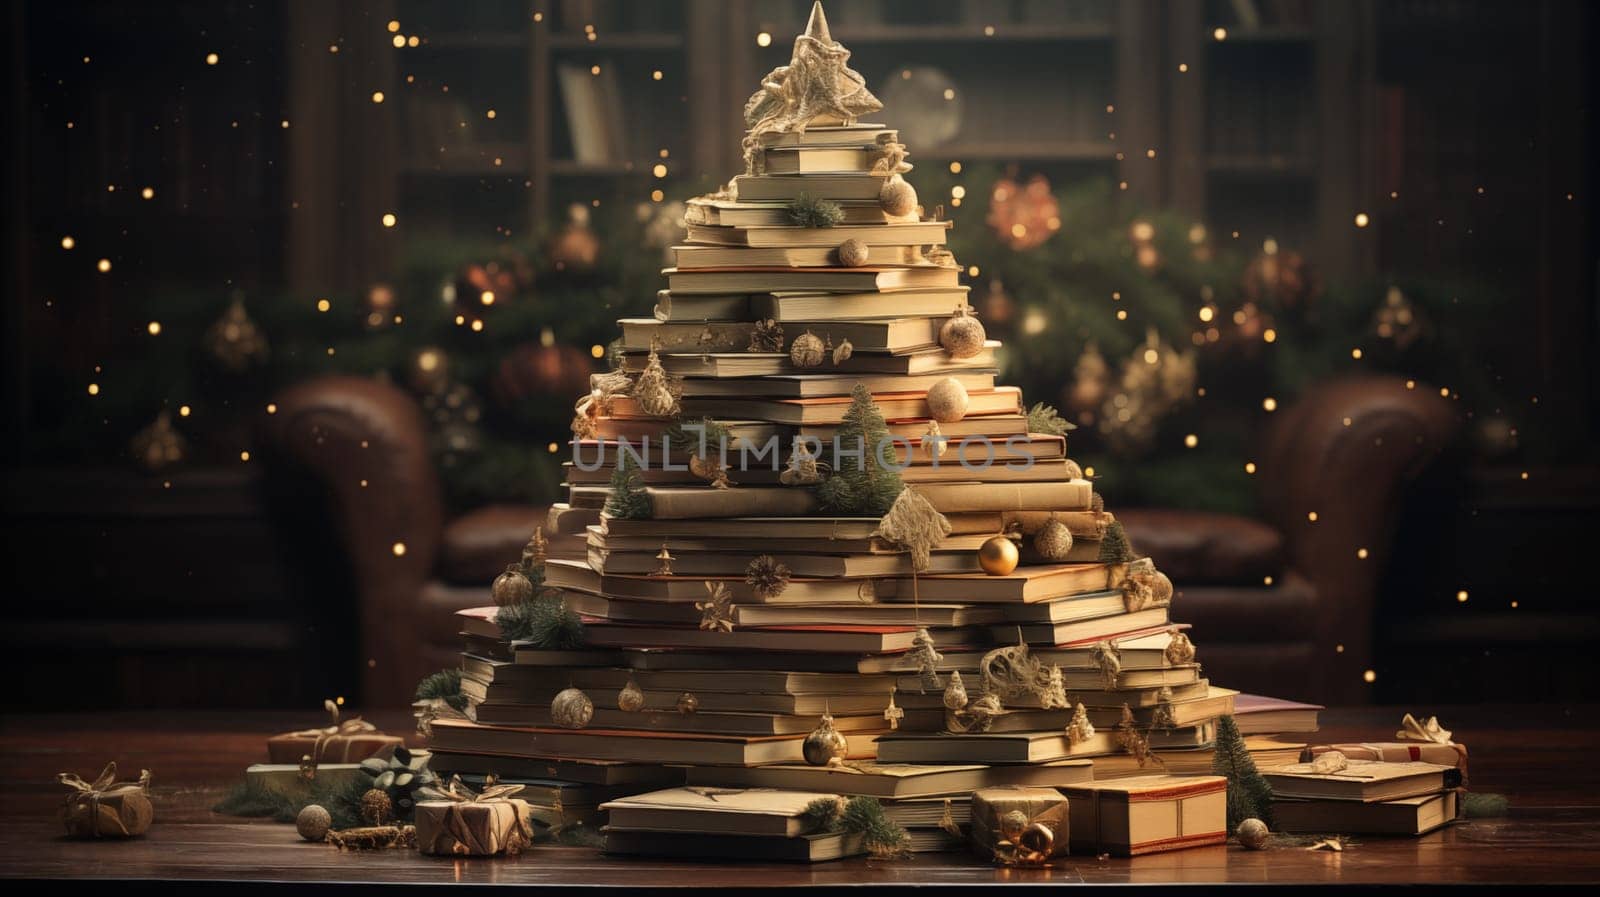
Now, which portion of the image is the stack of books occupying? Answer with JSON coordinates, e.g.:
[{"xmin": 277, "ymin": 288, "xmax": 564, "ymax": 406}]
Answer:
[
  {"xmin": 424, "ymin": 3, "xmax": 1324, "ymax": 856},
  {"xmin": 1265, "ymin": 759, "xmax": 1466, "ymax": 836}
]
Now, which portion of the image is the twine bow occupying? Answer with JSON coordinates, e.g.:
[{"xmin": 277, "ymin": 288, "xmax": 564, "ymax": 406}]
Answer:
[
  {"xmin": 420, "ymin": 774, "xmax": 525, "ymax": 804},
  {"xmin": 1396, "ymin": 713, "xmax": 1453, "ymax": 744},
  {"xmin": 57, "ymin": 762, "xmax": 151, "ymax": 838},
  {"xmin": 293, "ymin": 699, "xmax": 380, "ymax": 779}
]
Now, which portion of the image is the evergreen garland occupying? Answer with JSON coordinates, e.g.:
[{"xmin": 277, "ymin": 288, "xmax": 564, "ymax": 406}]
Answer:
[
  {"xmin": 414, "ymin": 668, "xmax": 469, "ymax": 712},
  {"xmin": 1212, "ymin": 715, "xmax": 1275, "ymax": 829},
  {"xmin": 800, "ymin": 795, "xmax": 911, "ymax": 859},
  {"xmin": 786, "ymin": 193, "xmax": 845, "ymax": 228},
  {"xmin": 1026, "ymin": 402, "xmax": 1076, "ymax": 437},
  {"xmin": 1098, "ymin": 521, "xmax": 1136, "ymax": 563},
  {"xmin": 496, "ymin": 595, "xmax": 586, "ymax": 648},
  {"xmin": 604, "ymin": 452, "xmax": 652, "ymax": 519},
  {"xmin": 212, "ymin": 770, "xmax": 374, "ymax": 829},
  {"xmin": 816, "ymin": 384, "xmax": 904, "ymax": 516}
]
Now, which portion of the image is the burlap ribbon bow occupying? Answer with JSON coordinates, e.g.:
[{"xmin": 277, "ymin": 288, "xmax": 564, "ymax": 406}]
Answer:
[
  {"xmin": 416, "ymin": 775, "xmax": 533, "ymax": 856},
  {"xmin": 1396, "ymin": 713, "xmax": 1453, "ymax": 744},
  {"xmin": 293, "ymin": 699, "xmax": 380, "ymax": 777},
  {"xmin": 58, "ymin": 762, "xmax": 153, "ymax": 838}
]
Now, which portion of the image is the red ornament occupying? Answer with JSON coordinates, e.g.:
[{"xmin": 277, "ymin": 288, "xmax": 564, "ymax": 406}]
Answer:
[
  {"xmin": 491, "ymin": 343, "xmax": 596, "ymax": 407},
  {"xmin": 987, "ymin": 174, "xmax": 1060, "ymax": 251}
]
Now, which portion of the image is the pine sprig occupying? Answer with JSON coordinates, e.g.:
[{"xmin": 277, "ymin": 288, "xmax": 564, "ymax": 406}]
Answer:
[
  {"xmin": 666, "ymin": 417, "xmax": 730, "ymax": 458},
  {"xmin": 1026, "ymin": 402, "xmax": 1077, "ymax": 437},
  {"xmin": 414, "ymin": 668, "xmax": 469, "ymax": 712},
  {"xmin": 801, "ymin": 796, "xmax": 847, "ymax": 834},
  {"xmin": 839, "ymin": 796, "xmax": 912, "ymax": 860},
  {"xmin": 212, "ymin": 778, "xmax": 300, "ymax": 822},
  {"xmin": 786, "ymin": 193, "xmax": 845, "ymax": 228},
  {"xmin": 1212, "ymin": 715, "xmax": 1275, "ymax": 829},
  {"xmin": 604, "ymin": 453, "xmax": 651, "ymax": 519},
  {"xmin": 496, "ymin": 595, "xmax": 586, "ymax": 648},
  {"xmin": 816, "ymin": 384, "xmax": 904, "ymax": 516}
]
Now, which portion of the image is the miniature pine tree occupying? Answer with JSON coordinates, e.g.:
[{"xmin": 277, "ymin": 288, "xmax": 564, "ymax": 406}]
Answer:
[
  {"xmin": 604, "ymin": 453, "xmax": 651, "ymax": 519},
  {"xmin": 786, "ymin": 193, "xmax": 845, "ymax": 228},
  {"xmin": 1212, "ymin": 715, "xmax": 1275, "ymax": 829},
  {"xmin": 1098, "ymin": 520, "xmax": 1136, "ymax": 563},
  {"xmin": 817, "ymin": 384, "xmax": 904, "ymax": 516}
]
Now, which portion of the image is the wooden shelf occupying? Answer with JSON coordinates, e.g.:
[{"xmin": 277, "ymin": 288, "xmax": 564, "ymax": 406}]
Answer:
[
  {"xmin": 929, "ymin": 141, "xmax": 1117, "ymax": 162},
  {"xmin": 547, "ymin": 32, "xmax": 684, "ymax": 50},
  {"xmin": 1206, "ymin": 154, "xmax": 1316, "ymax": 177},
  {"xmin": 1209, "ymin": 26, "xmax": 1315, "ymax": 45},
  {"xmin": 548, "ymin": 159, "xmax": 641, "ymax": 176},
  {"xmin": 418, "ymin": 33, "xmax": 527, "ymax": 50},
  {"xmin": 402, "ymin": 143, "xmax": 528, "ymax": 176},
  {"xmin": 836, "ymin": 24, "xmax": 1115, "ymax": 44}
]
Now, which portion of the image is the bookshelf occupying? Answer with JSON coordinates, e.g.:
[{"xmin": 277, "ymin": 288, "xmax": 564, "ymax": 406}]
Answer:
[
  {"xmin": 1168, "ymin": 0, "xmax": 1378, "ymax": 275},
  {"xmin": 286, "ymin": 0, "xmax": 1385, "ymax": 291}
]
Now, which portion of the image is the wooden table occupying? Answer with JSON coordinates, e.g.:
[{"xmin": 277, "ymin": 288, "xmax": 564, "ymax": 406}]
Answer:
[{"xmin": 2, "ymin": 706, "xmax": 1597, "ymax": 890}]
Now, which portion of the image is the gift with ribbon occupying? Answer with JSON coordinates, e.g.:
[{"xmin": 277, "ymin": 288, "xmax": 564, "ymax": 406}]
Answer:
[
  {"xmin": 414, "ymin": 775, "xmax": 535, "ymax": 857},
  {"xmin": 1302, "ymin": 713, "xmax": 1469, "ymax": 782},
  {"xmin": 58, "ymin": 762, "xmax": 154, "ymax": 838},
  {"xmin": 970, "ymin": 787, "xmax": 1070, "ymax": 866},
  {"xmin": 266, "ymin": 700, "xmax": 404, "ymax": 766},
  {"xmin": 1059, "ymin": 774, "xmax": 1227, "ymax": 857}
]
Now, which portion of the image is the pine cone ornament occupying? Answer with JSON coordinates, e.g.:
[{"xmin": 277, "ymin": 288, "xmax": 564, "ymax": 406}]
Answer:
[
  {"xmin": 747, "ymin": 319, "xmax": 785, "ymax": 352},
  {"xmin": 745, "ymin": 554, "xmax": 792, "ymax": 599}
]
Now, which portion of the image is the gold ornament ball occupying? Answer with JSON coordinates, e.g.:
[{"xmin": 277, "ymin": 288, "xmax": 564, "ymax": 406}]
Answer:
[
  {"xmin": 978, "ymin": 535, "xmax": 1020, "ymax": 576},
  {"xmin": 491, "ymin": 565, "xmax": 534, "ymax": 606},
  {"xmin": 617, "ymin": 678, "xmax": 646, "ymax": 712},
  {"xmin": 939, "ymin": 306, "xmax": 987, "ymax": 358},
  {"xmin": 1033, "ymin": 518, "xmax": 1075, "ymax": 561},
  {"xmin": 551, "ymin": 687, "xmax": 594, "ymax": 729},
  {"xmin": 676, "ymin": 691, "xmax": 699, "ymax": 714},
  {"xmin": 925, "ymin": 376, "xmax": 970, "ymax": 423},
  {"xmin": 296, "ymin": 804, "xmax": 332, "ymax": 841},
  {"xmin": 942, "ymin": 670, "xmax": 969, "ymax": 710},
  {"xmin": 880, "ymin": 177, "xmax": 918, "ymax": 217},
  {"xmin": 1237, "ymin": 818, "xmax": 1270, "ymax": 850},
  {"xmin": 789, "ymin": 330, "xmax": 826, "ymax": 368},
  {"xmin": 802, "ymin": 718, "xmax": 849, "ymax": 767},
  {"xmin": 836, "ymin": 238, "xmax": 870, "ymax": 267}
]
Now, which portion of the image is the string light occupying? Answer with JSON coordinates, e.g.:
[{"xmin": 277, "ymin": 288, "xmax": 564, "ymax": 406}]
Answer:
[
  {"xmin": 756, "ymin": 31, "xmax": 772, "ymax": 47},
  {"xmin": 1262, "ymin": 397, "xmax": 1277, "ymax": 412},
  {"xmin": 391, "ymin": 542, "xmax": 407, "ymax": 557},
  {"xmin": 1354, "ymin": 212, "xmax": 1370, "ymax": 228},
  {"xmin": 1363, "ymin": 669, "xmax": 1376, "ymax": 683},
  {"xmin": 240, "ymin": 450, "xmax": 251, "ymax": 462},
  {"xmin": 96, "ymin": 258, "xmax": 111, "ymax": 273},
  {"xmin": 178, "ymin": 405, "xmax": 191, "ymax": 417},
  {"xmin": 205, "ymin": 53, "xmax": 219, "ymax": 65},
  {"xmin": 1307, "ymin": 511, "xmax": 1319, "ymax": 522},
  {"xmin": 146, "ymin": 321, "xmax": 162, "ymax": 335},
  {"xmin": 371, "ymin": 91, "xmax": 385, "ymax": 103},
  {"xmin": 1244, "ymin": 461, "xmax": 1256, "ymax": 475},
  {"xmin": 590, "ymin": 344, "xmax": 605, "ymax": 359},
  {"xmin": 1456, "ymin": 590, "xmax": 1469, "ymax": 603},
  {"xmin": 1357, "ymin": 548, "xmax": 1369, "ymax": 559},
  {"xmin": 141, "ymin": 187, "xmax": 155, "ymax": 199},
  {"xmin": 381, "ymin": 213, "xmax": 397, "ymax": 228},
  {"xmin": 316, "ymin": 298, "xmax": 331, "ymax": 312},
  {"xmin": 1214, "ymin": 27, "xmax": 1228, "ymax": 40},
  {"xmin": 61, "ymin": 236, "xmax": 74, "ymax": 249},
  {"xmin": 651, "ymin": 70, "xmax": 663, "ymax": 80},
  {"xmin": 1183, "ymin": 434, "xmax": 1198, "ymax": 448},
  {"xmin": 87, "ymin": 383, "xmax": 100, "ymax": 396}
]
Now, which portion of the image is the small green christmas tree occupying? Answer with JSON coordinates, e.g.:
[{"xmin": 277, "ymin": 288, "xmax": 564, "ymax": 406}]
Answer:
[
  {"xmin": 1212, "ymin": 714, "xmax": 1275, "ymax": 829},
  {"xmin": 817, "ymin": 384, "xmax": 904, "ymax": 516},
  {"xmin": 604, "ymin": 452, "xmax": 651, "ymax": 519},
  {"xmin": 1098, "ymin": 520, "xmax": 1136, "ymax": 563}
]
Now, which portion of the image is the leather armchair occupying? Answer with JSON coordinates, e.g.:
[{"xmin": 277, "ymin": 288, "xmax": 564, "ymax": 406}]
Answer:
[{"xmin": 264, "ymin": 374, "xmax": 1455, "ymax": 706}]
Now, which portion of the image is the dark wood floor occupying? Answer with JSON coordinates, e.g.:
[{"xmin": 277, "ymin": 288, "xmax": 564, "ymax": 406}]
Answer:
[{"xmin": 1, "ymin": 705, "xmax": 1597, "ymax": 888}]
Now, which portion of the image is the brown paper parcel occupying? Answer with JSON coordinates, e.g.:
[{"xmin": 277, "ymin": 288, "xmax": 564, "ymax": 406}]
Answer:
[
  {"xmin": 58, "ymin": 762, "xmax": 154, "ymax": 838},
  {"xmin": 415, "ymin": 776, "xmax": 534, "ymax": 857},
  {"xmin": 970, "ymin": 786, "xmax": 1070, "ymax": 865}
]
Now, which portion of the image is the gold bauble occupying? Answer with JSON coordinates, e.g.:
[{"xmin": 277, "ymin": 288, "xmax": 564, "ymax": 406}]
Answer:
[
  {"xmin": 978, "ymin": 535, "xmax": 1020, "ymax": 576},
  {"xmin": 491, "ymin": 564, "xmax": 534, "ymax": 606},
  {"xmin": 938, "ymin": 306, "xmax": 987, "ymax": 358},
  {"xmin": 1237, "ymin": 818, "xmax": 1270, "ymax": 850},
  {"xmin": 836, "ymin": 238, "xmax": 870, "ymax": 267},
  {"xmin": 296, "ymin": 804, "xmax": 332, "ymax": 841},
  {"xmin": 802, "ymin": 713, "xmax": 849, "ymax": 766},
  {"xmin": 925, "ymin": 376, "xmax": 970, "ymax": 423},
  {"xmin": 879, "ymin": 177, "xmax": 918, "ymax": 217},
  {"xmin": 551, "ymin": 687, "xmax": 594, "ymax": 729},
  {"xmin": 676, "ymin": 691, "xmax": 699, "ymax": 714},
  {"xmin": 789, "ymin": 330, "xmax": 826, "ymax": 368},
  {"xmin": 1033, "ymin": 518, "xmax": 1075, "ymax": 561},
  {"xmin": 617, "ymin": 677, "xmax": 646, "ymax": 712},
  {"xmin": 942, "ymin": 670, "xmax": 969, "ymax": 711}
]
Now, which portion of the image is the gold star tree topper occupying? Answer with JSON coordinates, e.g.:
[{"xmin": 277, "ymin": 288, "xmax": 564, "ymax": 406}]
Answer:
[{"xmin": 742, "ymin": 2, "xmax": 882, "ymax": 172}]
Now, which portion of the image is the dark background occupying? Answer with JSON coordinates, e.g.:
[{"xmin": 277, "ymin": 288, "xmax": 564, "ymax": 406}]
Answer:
[{"xmin": 2, "ymin": 0, "xmax": 1596, "ymax": 709}]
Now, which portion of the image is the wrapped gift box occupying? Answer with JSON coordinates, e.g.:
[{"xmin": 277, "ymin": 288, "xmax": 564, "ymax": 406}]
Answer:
[
  {"xmin": 1302, "ymin": 742, "xmax": 1468, "ymax": 782},
  {"xmin": 1058, "ymin": 774, "xmax": 1226, "ymax": 856},
  {"xmin": 266, "ymin": 727, "xmax": 403, "ymax": 765},
  {"xmin": 415, "ymin": 797, "xmax": 534, "ymax": 856},
  {"xmin": 970, "ymin": 786, "xmax": 1070, "ymax": 864},
  {"xmin": 245, "ymin": 763, "xmax": 365, "ymax": 798},
  {"xmin": 59, "ymin": 763, "xmax": 154, "ymax": 839}
]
